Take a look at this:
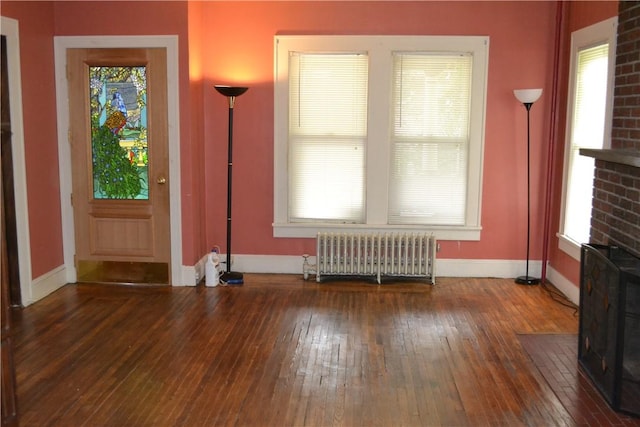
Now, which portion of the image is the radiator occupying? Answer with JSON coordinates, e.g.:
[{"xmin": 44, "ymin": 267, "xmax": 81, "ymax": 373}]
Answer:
[{"xmin": 312, "ymin": 232, "xmax": 436, "ymax": 284}]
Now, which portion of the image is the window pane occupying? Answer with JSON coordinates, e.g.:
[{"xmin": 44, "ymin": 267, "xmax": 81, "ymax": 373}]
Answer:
[
  {"xmin": 565, "ymin": 150, "xmax": 595, "ymax": 243},
  {"xmin": 89, "ymin": 66, "xmax": 148, "ymax": 200},
  {"xmin": 572, "ymin": 45, "xmax": 609, "ymax": 149},
  {"xmin": 564, "ymin": 43, "xmax": 608, "ymax": 244},
  {"xmin": 390, "ymin": 142, "xmax": 467, "ymax": 224},
  {"xmin": 288, "ymin": 53, "xmax": 368, "ymax": 222},
  {"xmin": 389, "ymin": 53, "xmax": 472, "ymax": 225},
  {"xmin": 289, "ymin": 138, "xmax": 365, "ymax": 222},
  {"xmin": 289, "ymin": 53, "xmax": 368, "ymax": 136}
]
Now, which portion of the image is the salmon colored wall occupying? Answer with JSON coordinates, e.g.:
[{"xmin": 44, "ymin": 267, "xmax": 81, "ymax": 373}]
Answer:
[
  {"xmin": 187, "ymin": 1, "xmax": 208, "ymax": 263},
  {"xmin": 199, "ymin": 1, "xmax": 558, "ymax": 260},
  {"xmin": 546, "ymin": 1, "xmax": 618, "ymax": 287},
  {"xmin": 50, "ymin": 1, "xmax": 204, "ymax": 266},
  {"xmin": 1, "ymin": 2, "xmax": 64, "ymax": 278},
  {"xmin": 1, "ymin": 0, "xmax": 619, "ymax": 282}
]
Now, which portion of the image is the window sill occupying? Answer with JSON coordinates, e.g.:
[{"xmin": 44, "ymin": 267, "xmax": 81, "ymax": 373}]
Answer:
[
  {"xmin": 273, "ymin": 223, "xmax": 481, "ymax": 240},
  {"xmin": 557, "ymin": 234, "xmax": 582, "ymax": 261}
]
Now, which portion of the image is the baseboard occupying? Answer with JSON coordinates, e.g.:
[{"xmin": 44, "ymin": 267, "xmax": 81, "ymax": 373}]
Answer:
[
  {"xmin": 231, "ymin": 254, "xmax": 305, "ymax": 274},
  {"xmin": 435, "ymin": 258, "xmax": 542, "ymax": 279},
  {"xmin": 195, "ymin": 254, "xmax": 303, "ymax": 281},
  {"xmin": 192, "ymin": 253, "xmax": 219, "ymax": 286},
  {"xmin": 28, "ymin": 265, "xmax": 67, "ymax": 306},
  {"xmin": 26, "ymin": 257, "xmax": 579, "ymax": 303},
  {"xmin": 176, "ymin": 265, "xmax": 198, "ymax": 287},
  {"xmin": 545, "ymin": 265, "xmax": 580, "ymax": 306},
  {"xmin": 205, "ymin": 254, "xmax": 544, "ymax": 280}
]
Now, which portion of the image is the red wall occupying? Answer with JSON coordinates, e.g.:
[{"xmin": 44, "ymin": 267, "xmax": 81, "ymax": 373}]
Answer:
[
  {"xmin": 199, "ymin": 1, "xmax": 557, "ymax": 260},
  {"xmin": 1, "ymin": 0, "xmax": 618, "ymax": 283},
  {"xmin": 546, "ymin": 1, "xmax": 618, "ymax": 287},
  {"xmin": 51, "ymin": 1, "xmax": 203, "ymax": 266},
  {"xmin": 187, "ymin": 1, "xmax": 208, "ymax": 264},
  {"xmin": 1, "ymin": 2, "xmax": 63, "ymax": 278}
]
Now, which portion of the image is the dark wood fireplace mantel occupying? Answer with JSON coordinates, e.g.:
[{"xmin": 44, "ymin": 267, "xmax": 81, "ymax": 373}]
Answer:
[{"xmin": 580, "ymin": 148, "xmax": 640, "ymax": 169}]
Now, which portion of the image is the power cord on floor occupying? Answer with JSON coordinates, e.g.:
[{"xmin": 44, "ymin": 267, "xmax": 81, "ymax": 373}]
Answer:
[{"xmin": 541, "ymin": 280, "xmax": 578, "ymax": 316}]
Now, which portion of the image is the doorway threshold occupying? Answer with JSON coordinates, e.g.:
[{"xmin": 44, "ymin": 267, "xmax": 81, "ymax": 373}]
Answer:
[{"xmin": 77, "ymin": 261, "xmax": 169, "ymax": 286}]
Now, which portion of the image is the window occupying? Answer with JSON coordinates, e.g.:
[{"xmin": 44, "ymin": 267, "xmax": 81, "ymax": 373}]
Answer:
[
  {"xmin": 288, "ymin": 53, "xmax": 368, "ymax": 223},
  {"xmin": 274, "ymin": 36, "xmax": 489, "ymax": 239},
  {"xmin": 389, "ymin": 53, "xmax": 472, "ymax": 225},
  {"xmin": 559, "ymin": 18, "xmax": 617, "ymax": 260}
]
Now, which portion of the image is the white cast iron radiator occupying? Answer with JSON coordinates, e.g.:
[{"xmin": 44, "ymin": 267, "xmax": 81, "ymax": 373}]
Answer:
[{"xmin": 310, "ymin": 232, "xmax": 436, "ymax": 284}]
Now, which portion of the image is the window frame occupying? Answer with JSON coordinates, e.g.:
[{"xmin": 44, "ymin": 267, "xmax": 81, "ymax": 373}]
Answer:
[
  {"xmin": 273, "ymin": 35, "xmax": 489, "ymax": 239},
  {"xmin": 558, "ymin": 17, "xmax": 617, "ymax": 261}
]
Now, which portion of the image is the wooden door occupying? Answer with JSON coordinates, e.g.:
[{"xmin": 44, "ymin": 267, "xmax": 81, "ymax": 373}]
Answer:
[
  {"xmin": 1, "ymin": 35, "xmax": 21, "ymax": 306},
  {"xmin": 67, "ymin": 48, "xmax": 170, "ymax": 285},
  {"xmin": 1, "ymin": 156, "xmax": 19, "ymax": 427}
]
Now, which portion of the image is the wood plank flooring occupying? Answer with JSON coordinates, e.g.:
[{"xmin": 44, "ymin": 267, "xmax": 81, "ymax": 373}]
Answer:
[
  {"xmin": 9, "ymin": 275, "xmax": 635, "ymax": 426},
  {"xmin": 519, "ymin": 334, "xmax": 639, "ymax": 426}
]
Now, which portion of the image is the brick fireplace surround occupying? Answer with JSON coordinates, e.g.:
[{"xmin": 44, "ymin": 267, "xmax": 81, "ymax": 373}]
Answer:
[{"xmin": 581, "ymin": 1, "xmax": 640, "ymax": 258}]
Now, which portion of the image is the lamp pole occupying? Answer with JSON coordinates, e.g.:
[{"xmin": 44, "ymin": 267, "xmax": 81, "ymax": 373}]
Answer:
[
  {"xmin": 513, "ymin": 89, "xmax": 542, "ymax": 286},
  {"xmin": 215, "ymin": 85, "xmax": 248, "ymax": 284}
]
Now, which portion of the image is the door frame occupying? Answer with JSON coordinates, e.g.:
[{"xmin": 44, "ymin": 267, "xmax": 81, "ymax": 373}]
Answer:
[
  {"xmin": 54, "ymin": 36, "xmax": 183, "ymax": 286},
  {"xmin": 0, "ymin": 17, "xmax": 32, "ymax": 305}
]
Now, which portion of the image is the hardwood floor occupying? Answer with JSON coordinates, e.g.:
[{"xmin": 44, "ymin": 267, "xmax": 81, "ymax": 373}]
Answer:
[
  {"xmin": 9, "ymin": 275, "xmax": 638, "ymax": 426},
  {"xmin": 519, "ymin": 334, "xmax": 639, "ymax": 426}
]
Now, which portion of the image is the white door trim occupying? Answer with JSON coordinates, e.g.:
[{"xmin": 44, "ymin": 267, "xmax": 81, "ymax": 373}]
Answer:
[
  {"xmin": 1, "ymin": 17, "xmax": 34, "ymax": 304},
  {"xmin": 54, "ymin": 35, "xmax": 183, "ymax": 286}
]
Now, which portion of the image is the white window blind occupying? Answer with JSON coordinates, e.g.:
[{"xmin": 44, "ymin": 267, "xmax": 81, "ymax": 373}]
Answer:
[
  {"xmin": 288, "ymin": 53, "xmax": 369, "ymax": 222},
  {"xmin": 564, "ymin": 43, "xmax": 609, "ymax": 244},
  {"xmin": 389, "ymin": 53, "xmax": 472, "ymax": 225}
]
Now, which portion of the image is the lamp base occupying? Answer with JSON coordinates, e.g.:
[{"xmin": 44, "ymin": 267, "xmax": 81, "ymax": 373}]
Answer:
[
  {"xmin": 515, "ymin": 275, "xmax": 540, "ymax": 285},
  {"xmin": 221, "ymin": 271, "xmax": 244, "ymax": 285}
]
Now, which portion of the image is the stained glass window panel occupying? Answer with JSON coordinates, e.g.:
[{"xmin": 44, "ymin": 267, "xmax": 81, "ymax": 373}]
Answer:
[{"xmin": 89, "ymin": 66, "xmax": 148, "ymax": 200}]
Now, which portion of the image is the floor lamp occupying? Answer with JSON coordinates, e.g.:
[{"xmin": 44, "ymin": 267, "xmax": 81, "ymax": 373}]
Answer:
[
  {"xmin": 215, "ymin": 85, "xmax": 248, "ymax": 285},
  {"xmin": 514, "ymin": 88, "xmax": 542, "ymax": 286}
]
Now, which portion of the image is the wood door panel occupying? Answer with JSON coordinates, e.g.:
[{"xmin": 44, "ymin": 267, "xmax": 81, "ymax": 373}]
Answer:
[
  {"xmin": 90, "ymin": 216, "xmax": 154, "ymax": 257},
  {"xmin": 83, "ymin": 48, "xmax": 149, "ymax": 66}
]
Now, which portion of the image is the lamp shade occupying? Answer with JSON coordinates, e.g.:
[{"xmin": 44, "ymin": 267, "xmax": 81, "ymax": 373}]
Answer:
[
  {"xmin": 513, "ymin": 88, "xmax": 543, "ymax": 104},
  {"xmin": 215, "ymin": 85, "xmax": 248, "ymax": 98}
]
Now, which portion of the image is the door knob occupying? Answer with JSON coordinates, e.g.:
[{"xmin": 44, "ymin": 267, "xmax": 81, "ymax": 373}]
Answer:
[{"xmin": 157, "ymin": 177, "xmax": 167, "ymax": 185}]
